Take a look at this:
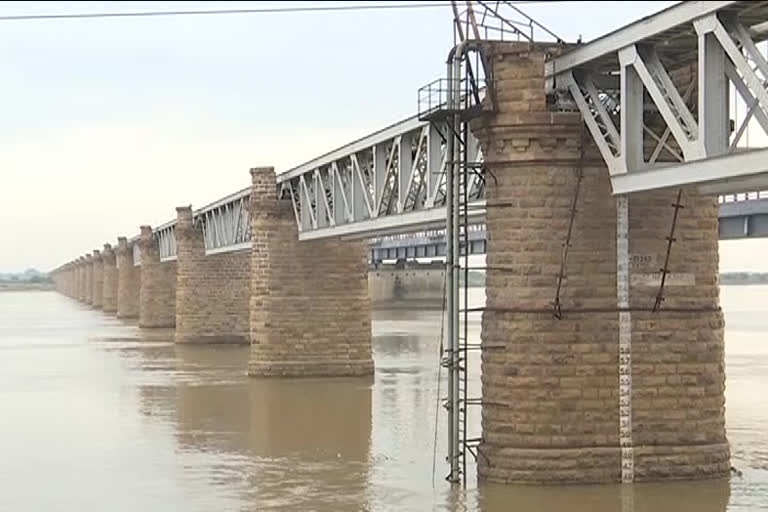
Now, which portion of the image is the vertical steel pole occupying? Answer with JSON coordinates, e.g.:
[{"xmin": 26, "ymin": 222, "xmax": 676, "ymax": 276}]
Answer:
[
  {"xmin": 445, "ymin": 52, "xmax": 458, "ymax": 484},
  {"xmin": 451, "ymin": 103, "xmax": 461, "ymax": 485},
  {"xmin": 451, "ymin": 44, "xmax": 466, "ymax": 484}
]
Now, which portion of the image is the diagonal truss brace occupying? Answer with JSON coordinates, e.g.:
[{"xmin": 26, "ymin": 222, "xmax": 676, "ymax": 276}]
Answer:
[
  {"xmin": 562, "ymin": 71, "xmax": 624, "ymax": 175},
  {"xmin": 619, "ymin": 44, "xmax": 705, "ymax": 161},
  {"xmin": 695, "ymin": 15, "xmax": 768, "ymax": 153}
]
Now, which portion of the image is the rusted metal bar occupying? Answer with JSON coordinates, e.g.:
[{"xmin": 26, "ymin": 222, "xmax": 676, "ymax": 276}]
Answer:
[
  {"xmin": 553, "ymin": 129, "xmax": 584, "ymax": 319},
  {"xmin": 653, "ymin": 189, "xmax": 684, "ymax": 312}
]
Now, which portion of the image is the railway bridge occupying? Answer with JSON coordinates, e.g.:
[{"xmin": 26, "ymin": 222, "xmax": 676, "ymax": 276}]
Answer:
[{"xmin": 51, "ymin": 0, "xmax": 768, "ymax": 486}]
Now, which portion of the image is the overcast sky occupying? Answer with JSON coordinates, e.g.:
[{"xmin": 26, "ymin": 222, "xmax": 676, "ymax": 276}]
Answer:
[{"xmin": 1, "ymin": 1, "xmax": 766, "ymax": 273}]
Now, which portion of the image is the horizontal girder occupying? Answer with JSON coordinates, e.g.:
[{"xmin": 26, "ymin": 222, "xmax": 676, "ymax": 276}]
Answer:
[{"xmin": 366, "ymin": 194, "xmax": 768, "ymax": 260}]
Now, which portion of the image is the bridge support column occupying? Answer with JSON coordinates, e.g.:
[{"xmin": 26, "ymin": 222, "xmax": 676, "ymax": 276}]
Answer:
[
  {"xmin": 116, "ymin": 237, "xmax": 140, "ymax": 319},
  {"xmin": 76, "ymin": 258, "xmax": 85, "ymax": 301},
  {"xmin": 175, "ymin": 206, "xmax": 251, "ymax": 344},
  {"xmin": 138, "ymin": 226, "xmax": 176, "ymax": 328},
  {"xmin": 91, "ymin": 250, "xmax": 103, "ymax": 309},
  {"xmin": 247, "ymin": 167, "xmax": 374, "ymax": 377},
  {"xmin": 472, "ymin": 42, "xmax": 727, "ymax": 484},
  {"xmin": 101, "ymin": 244, "xmax": 118, "ymax": 314},
  {"xmin": 84, "ymin": 254, "xmax": 94, "ymax": 305}
]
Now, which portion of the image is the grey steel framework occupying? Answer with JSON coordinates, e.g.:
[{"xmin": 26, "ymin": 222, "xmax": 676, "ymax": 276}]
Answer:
[
  {"xmin": 369, "ymin": 225, "xmax": 487, "ymax": 262},
  {"xmin": 155, "ymin": 221, "xmax": 177, "ymax": 262},
  {"xmin": 367, "ymin": 193, "xmax": 768, "ymax": 261},
  {"xmin": 551, "ymin": 1, "xmax": 768, "ymax": 196},
  {"xmin": 131, "ymin": 236, "xmax": 141, "ymax": 266},
  {"xmin": 275, "ymin": 117, "xmax": 484, "ymax": 240},
  {"xmin": 196, "ymin": 188, "xmax": 252, "ymax": 254},
  {"xmin": 719, "ymin": 191, "xmax": 768, "ymax": 238},
  {"xmin": 121, "ymin": 4, "xmax": 768, "ymax": 268},
  {"xmin": 129, "ymin": 187, "xmax": 768, "ymax": 267}
]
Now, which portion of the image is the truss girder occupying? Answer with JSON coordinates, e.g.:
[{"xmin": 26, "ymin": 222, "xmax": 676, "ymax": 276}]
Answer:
[
  {"xmin": 131, "ymin": 238, "xmax": 141, "ymax": 267},
  {"xmin": 275, "ymin": 117, "xmax": 482, "ymax": 239},
  {"xmin": 620, "ymin": 44, "xmax": 703, "ymax": 160},
  {"xmin": 197, "ymin": 194, "xmax": 252, "ymax": 254},
  {"xmin": 552, "ymin": 1, "xmax": 768, "ymax": 194},
  {"xmin": 156, "ymin": 224, "xmax": 177, "ymax": 262}
]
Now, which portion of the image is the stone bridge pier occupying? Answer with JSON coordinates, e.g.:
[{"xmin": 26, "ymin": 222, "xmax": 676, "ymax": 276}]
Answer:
[
  {"xmin": 91, "ymin": 250, "xmax": 103, "ymax": 309},
  {"xmin": 472, "ymin": 42, "xmax": 727, "ymax": 484},
  {"xmin": 175, "ymin": 206, "xmax": 251, "ymax": 344},
  {"xmin": 52, "ymin": 263, "xmax": 75, "ymax": 298},
  {"xmin": 76, "ymin": 258, "xmax": 85, "ymax": 301},
  {"xmin": 138, "ymin": 226, "xmax": 176, "ymax": 328},
  {"xmin": 101, "ymin": 244, "xmax": 118, "ymax": 314},
  {"xmin": 116, "ymin": 237, "xmax": 140, "ymax": 319},
  {"xmin": 83, "ymin": 253, "xmax": 94, "ymax": 306},
  {"xmin": 247, "ymin": 167, "xmax": 374, "ymax": 377}
]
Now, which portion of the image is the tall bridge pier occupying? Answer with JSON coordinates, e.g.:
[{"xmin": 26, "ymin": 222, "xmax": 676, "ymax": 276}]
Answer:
[
  {"xmin": 83, "ymin": 253, "xmax": 93, "ymax": 305},
  {"xmin": 175, "ymin": 206, "xmax": 251, "ymax": 344},
  {"xmin": 91, "ymin": 249, "xmax": 103, "ymax": 309},
  {"xmin": 473, "ymin": 42, "xmax": 726, "ymax": 483},
  {"xmin": 116, "ymin": 236, "xmax": 140, "ymax": 319},
  {"xmin": 101, "ymin": 244, "xmax": 118, "ymax": 313},
  {"xmin": 247, "ymin": 167, "xmax": 374, "ymax": 377},
  {"xmin": 138, "ymin": 226, "xmax": 176, "ymax": 328}
]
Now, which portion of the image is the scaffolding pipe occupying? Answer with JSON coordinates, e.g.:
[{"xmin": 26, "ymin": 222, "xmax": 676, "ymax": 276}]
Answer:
[
  {"xmin": 445, "ymin": 36, "xmax": 471, "ymax": 484},
  {"xmin": 445, "ymin": 44, "xmax": 458, "ymax": 484}
]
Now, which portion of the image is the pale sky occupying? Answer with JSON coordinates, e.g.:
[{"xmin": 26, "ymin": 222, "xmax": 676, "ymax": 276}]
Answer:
[{"xmin": 1, "ymin": 0, "xmax": 766, "ymax": 273}]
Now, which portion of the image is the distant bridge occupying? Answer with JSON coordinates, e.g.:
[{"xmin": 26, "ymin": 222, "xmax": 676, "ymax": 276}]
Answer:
[{"xmin": 367, "ymin": 193, "xmax": 768, "ymax": 261}]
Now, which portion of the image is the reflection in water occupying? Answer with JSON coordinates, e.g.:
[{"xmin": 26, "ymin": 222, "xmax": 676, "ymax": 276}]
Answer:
[
  {"xmin": 0, "ymin": 289, "xmax": 765, "ymax": 511},
  {"xmin": 476, "ymin": 479, "xmax": 730, "ymax": 512}
]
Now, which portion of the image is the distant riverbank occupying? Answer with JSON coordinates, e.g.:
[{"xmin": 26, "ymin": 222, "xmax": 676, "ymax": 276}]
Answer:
[
  {"xmin": 0, "ymin": 282, "xmax": 55, "ymax": 292},
  {"xmin": 720, "ymin": 272, "xmax": 768, "ymax": 285}
]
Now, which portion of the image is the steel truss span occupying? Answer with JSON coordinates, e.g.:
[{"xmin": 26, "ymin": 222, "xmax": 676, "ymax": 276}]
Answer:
[
  {"xmin": 276, "ymin": 116, "xmax": 484, "ymax": 241},
  {"xmin": 123, "ymin": 1, "xmax": 768, "ymax": 262},
  {"xmin": 550, "ymin": 1, "xmax": 768, "ymax": 195}
]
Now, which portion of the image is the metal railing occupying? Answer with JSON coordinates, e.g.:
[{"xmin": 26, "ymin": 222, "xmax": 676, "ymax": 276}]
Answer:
[{"xmin": 719, "ymin": 191, "xmax": 768, "ymax": 202}]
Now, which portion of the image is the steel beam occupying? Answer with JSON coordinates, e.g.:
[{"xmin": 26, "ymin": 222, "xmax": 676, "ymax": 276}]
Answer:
[
  {"xmin": 298, "ymin": 201, "xmax": 485, "ymax": 241},
  {"xmin": 610, "ymin": 147, "xmax": 768, "ymax": 194},
  {"xmin": 278, "ymin": 115, "xmax": 427, "ymax": 182},
  {"xmin": 545, "ymin": 1, "xmax": 738, "ymax": 83}
]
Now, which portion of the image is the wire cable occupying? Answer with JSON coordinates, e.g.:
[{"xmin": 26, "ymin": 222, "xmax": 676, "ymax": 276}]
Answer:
[
  {"xmin": 431, "ymin": 262, "xmax": 449, "ymax": 488},
  {"xmin": 0, "ymin": 3, "xmax": 455, "ymax": 22},
  {"xmin": 0, "ymin": 1, "xmax": 566, "ymax": 22}
]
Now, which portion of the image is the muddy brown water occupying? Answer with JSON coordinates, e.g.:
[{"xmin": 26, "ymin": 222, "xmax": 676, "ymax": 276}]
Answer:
[{"xmin": 0, "ymin": 288, "xmax": 765, "ymax": 511}]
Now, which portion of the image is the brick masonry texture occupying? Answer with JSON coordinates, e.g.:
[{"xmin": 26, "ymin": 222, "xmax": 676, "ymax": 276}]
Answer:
[
  {"xmin": 84, "ymin": 254, "xmax": 94, "ymax": 305},
  {"xmin": 91, "ymin": 250, "xmax": 103, "ymax": 309},
  {"xmin": 116, "ymin": 237, "xmax": 141, "ymax": 319},
  {"xmin": 78, "ymin": 259, "xmax": 87, "ymax": 301},
  {"xmin": 175, "ymin": 206, "xmax": 251, "ymax": 344},
  {"xmin": 470, "ymin": 42, "xmax": 727, "ymax": 484},
  {"xmin": 101, "ymin": 244, "xmax": 118, "ymax": 313},
  {"xmin": 52, "ymin": 263, "xmax": 78, "ymax": 298},
  {"xmin": 247, "ymin": 167, "xmax": 374, "ymax": 377},
  {"xmin": 138, "ymin": 226, "xmax": 176, "ymax": 328}
]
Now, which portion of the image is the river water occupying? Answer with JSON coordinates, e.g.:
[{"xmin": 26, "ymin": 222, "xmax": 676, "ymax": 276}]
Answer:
[{"xmin": 0, "ymin": 287, "xmax": 766, "ymax": 511}]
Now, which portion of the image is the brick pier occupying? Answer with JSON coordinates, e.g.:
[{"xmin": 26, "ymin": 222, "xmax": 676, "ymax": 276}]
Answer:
[
  {"xmin": 472, "ymin": 42, "xmax": 727, "ymax": 484},
  {"xmin": 175, "ymin": 206, "xmax": 251, "ymax": 344},
  {"xmin": 138, "ymin": 226, "xmax": 176, "ymax": 328},
  {"xmin": 247, "ymin": 167, "xmax": 374, "ymax": 377}
]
